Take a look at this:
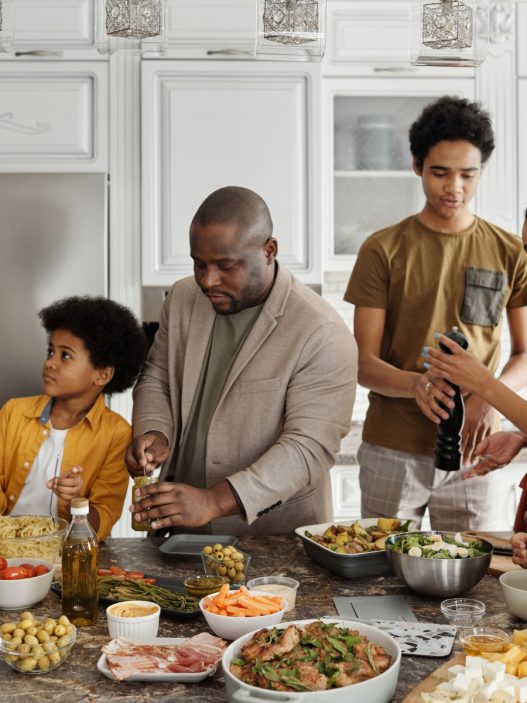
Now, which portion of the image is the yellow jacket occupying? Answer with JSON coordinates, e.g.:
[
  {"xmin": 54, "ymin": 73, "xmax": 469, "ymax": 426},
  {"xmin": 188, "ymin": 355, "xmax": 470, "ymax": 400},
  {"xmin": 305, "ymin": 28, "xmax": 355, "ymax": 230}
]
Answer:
[{"xmin": 0, "ymin": 395, "xmax": 131, "ymax": 540}]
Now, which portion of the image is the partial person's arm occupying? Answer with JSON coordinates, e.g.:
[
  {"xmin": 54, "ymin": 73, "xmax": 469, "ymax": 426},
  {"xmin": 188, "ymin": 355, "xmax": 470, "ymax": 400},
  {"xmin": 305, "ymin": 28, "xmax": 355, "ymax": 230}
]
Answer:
[
  {"xmin": 82, "ymin": 423, "xmax": 131, "ymax": 540},
  {"xmin": 512, "ymin": 532, "xmax": 527, "ymax": 567},
  {"xmin": 354, "ymin": 306, "xmax": 454, "ymax": 425}
]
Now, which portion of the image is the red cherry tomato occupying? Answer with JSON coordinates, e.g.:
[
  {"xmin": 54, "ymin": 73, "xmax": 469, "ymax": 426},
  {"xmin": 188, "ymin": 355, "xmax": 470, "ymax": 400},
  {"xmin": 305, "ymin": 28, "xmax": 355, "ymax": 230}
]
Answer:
[
  {"xmin": 34, "ymin": 565, "xmax": 50, "ymax": 576},
  {"xmin": 19, "ymin": 563, "xmax": 37, "ymax": 578},
  {"xmin": 97, "ymin": 568, "xmax": 112, "ymax": 576},
  {"xmin": 0, "ymin": 557, "xmax": 7, "ymax": 571},
  {"xmin": 110, "ymin": 566, "xmax": 127, "ymax": 577},
  {"xmin": 2, "ymin": 567, "xmax": 28, "ymax": 580},
  {"xmin": 126, "ymin": 571, "xmax": 146, "ymax": 580}
]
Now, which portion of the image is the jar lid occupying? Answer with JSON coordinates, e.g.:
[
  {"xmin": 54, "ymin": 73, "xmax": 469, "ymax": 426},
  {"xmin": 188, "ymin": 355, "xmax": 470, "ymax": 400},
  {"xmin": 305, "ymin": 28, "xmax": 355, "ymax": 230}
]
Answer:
[{"xmin": 70, "ymin": 497, "xmax": 89, "ymax": 515}]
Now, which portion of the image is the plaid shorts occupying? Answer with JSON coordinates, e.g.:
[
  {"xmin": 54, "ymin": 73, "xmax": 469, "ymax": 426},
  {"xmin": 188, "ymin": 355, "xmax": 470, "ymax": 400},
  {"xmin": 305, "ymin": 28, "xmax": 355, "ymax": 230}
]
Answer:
[{"xmin": 358, "ymin": 442, "xmax": 507, "ymax": 531}]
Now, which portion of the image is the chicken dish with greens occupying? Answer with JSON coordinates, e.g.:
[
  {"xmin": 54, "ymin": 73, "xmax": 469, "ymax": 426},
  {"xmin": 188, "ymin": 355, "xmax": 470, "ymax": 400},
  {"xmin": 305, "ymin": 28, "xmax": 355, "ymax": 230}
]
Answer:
[{"xmin": 230, "ymin": 621, "xmax": 392, "ymax": 693}]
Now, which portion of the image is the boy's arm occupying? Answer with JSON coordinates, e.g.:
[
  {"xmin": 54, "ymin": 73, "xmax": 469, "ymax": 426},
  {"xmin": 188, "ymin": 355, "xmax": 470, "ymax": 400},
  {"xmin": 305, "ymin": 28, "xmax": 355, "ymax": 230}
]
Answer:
[
  {"xmin": 84, "ymin": 424, "xmax": 131, "ymax": 541},
  {"xmin": 354, "ymin": 306, "xmax": 453, "ymax": 424}
]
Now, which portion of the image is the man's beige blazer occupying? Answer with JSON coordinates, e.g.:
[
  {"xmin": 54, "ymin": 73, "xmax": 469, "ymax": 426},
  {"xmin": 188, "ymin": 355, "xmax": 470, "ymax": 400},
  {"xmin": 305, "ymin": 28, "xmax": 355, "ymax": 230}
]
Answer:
[{"xmin": 132, "ymin": 264, "xmax": 357, "ymax": 535}]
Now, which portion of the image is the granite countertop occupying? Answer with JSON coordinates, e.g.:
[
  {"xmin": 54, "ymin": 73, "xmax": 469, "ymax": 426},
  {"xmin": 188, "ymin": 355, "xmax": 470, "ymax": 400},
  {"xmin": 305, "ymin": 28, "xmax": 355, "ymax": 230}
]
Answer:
[{"xmin": 0, "ymin": 535, "xmax": 520, "ymax": 702}]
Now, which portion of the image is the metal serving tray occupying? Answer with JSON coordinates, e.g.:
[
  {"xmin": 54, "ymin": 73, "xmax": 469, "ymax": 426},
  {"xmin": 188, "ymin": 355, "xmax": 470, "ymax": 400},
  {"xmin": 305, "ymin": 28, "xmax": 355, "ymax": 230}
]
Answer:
[{"xmin": 294, "ymin": 519, "xmax": 409, "ymax": 580}]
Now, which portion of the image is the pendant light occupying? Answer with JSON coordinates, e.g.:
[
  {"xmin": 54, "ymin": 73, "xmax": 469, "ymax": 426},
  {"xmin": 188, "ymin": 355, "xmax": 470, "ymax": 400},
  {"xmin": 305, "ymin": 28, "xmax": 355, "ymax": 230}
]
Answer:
[
  {"xmin": 96, "ymin": 0, "xmax": 166, "ymax": 55},
  {"xmin": 256, "ymin": 0, "xmax": 327, "ymax": 59},
  {"xmin": 410, "ymin": 0, "xmax": 489, "ymax": 67}
]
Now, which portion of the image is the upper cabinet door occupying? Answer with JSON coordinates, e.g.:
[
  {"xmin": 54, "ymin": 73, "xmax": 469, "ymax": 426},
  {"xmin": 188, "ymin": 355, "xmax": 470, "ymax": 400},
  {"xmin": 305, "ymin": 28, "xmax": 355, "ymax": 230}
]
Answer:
[
  {"xmin": 0, "ymin": 62, "xmax": 108, "ymax": 172},
  {"xmin": 0, "ymin": 0, "xmax": 97, "ymax": 56},
  {"xmin": 141, "ymin": 60, "xmax": 321, "ymax": 286}
]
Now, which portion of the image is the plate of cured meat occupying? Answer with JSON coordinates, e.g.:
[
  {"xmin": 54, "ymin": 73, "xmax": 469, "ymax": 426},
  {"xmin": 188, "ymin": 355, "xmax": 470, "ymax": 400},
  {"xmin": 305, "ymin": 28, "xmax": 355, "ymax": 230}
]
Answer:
[{"xmin": 97, "ymin": 632, "xmax": 226, "ymax": 682}]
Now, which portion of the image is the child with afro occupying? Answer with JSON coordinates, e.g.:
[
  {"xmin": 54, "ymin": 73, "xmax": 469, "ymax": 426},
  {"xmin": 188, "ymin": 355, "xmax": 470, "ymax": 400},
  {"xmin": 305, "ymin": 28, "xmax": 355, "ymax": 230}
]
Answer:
[{"xmin": 0, "ymin": 296, "xmax": 146, "ymax": 540}]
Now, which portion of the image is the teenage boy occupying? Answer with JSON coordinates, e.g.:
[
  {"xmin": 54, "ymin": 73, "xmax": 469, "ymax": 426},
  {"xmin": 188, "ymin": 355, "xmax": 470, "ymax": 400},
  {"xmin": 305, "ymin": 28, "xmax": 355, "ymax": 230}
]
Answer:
[{"xmin": 344, "ymin": 95, "xmax": 527, "ymax": 530}]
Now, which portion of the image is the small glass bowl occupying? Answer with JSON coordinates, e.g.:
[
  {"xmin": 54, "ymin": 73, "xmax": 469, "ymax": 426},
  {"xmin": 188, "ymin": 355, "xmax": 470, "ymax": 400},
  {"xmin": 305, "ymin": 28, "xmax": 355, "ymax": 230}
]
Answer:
[
  {"xmin": 201, "ymin": 549, "xmax": 251, "ymax": 586},
  {"xmin": 1, "ymin": 621, "xmax": 77, "ymax": 674},
  {"xmin": 246, "ymin": 576, "xmax": 300, "ymax": 612},
  {"xmin": 460, "ymin": 626, "xmax": 510, "ymax": 655},
  {"xmin": 440, "ymin": 598, "xmax": 486, "ymax": 628},
  {"xmin": 184, "ymin": 575, "xmax": 228, "ymax": 598}
]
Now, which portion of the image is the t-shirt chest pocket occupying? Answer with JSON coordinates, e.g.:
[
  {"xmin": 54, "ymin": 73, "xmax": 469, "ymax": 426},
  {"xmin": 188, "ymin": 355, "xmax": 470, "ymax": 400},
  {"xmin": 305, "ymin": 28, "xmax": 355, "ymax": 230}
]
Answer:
[{"xmin": 460, "ymin": 266, "xmax": 507, "ymax": 328}]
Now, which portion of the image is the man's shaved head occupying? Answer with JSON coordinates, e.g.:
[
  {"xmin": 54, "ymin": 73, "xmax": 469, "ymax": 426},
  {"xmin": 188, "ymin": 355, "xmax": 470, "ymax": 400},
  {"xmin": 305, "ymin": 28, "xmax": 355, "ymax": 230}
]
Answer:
[{"xmin": 190, "ymin": 186, "xmax": 273, "ymax": 246}]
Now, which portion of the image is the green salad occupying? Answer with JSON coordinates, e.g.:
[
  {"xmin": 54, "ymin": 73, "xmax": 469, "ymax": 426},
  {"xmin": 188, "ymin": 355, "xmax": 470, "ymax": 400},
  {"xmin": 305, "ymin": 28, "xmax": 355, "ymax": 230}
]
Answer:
[{"xmin": 388, "ymin": 532, "xmax": 489, "ymax": 559}]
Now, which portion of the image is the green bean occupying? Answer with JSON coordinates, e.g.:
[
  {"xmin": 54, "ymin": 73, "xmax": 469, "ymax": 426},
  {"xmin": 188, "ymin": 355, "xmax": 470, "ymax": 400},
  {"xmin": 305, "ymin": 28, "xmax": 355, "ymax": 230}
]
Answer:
[{"xmin": 98, "ymin": 577, "xmax": 199, "ymax": 611}]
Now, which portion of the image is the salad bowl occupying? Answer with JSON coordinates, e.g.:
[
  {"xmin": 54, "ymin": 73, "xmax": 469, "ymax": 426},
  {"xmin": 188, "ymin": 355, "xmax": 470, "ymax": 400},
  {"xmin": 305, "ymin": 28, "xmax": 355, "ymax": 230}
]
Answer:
[{"xmin": 385, "ymin": 531, "xmax": 493, "ymax": 598}]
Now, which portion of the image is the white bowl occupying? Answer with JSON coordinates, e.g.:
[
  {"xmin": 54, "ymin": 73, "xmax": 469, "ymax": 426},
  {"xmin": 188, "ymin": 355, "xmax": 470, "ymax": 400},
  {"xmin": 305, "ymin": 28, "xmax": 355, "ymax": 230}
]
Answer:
[
  {"xmin": 500, "ymin": 570, "xmax": 527, "ymax": 620},
  {"xmin": 246, "ymin": 576, "xmax": 300, "ymax": 613},
  {"xmin": 106, "ymin": 600, "xmax": 161, "ymax": 641},
  {"xmin": 199, "ymin": 589, "xmax": 286, "ymax": 641},
  {"xmin": 0, "ymin": 558, "xmax": 54, "ymax": 609},
  {"xmin": 222, "ymin": 618, "xmax": 401, "ymax": 702}
]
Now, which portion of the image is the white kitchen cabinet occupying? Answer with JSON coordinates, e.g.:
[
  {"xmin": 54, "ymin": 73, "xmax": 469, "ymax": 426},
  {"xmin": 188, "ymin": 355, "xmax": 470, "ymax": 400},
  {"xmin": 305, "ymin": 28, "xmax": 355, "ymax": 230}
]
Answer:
[
  {"xmin": 519, "ymin": 80, "xmax": 527, "ymax": 225},
  {"xmin": 0, "ymin": 0, "xmax": 99, "ymax": 58},
  {"xmin": 0, "ymin": 62, "xmax": 108, "ymax": 172},
  {"xmin": 517, "ymin": 3, "xmax": 527, "ymax": 76},
  {"xmin": 166, "ymin": 0, "xmax": 255, "ymax": 57},
  {"xmin": 141, "ymin": 59, "xmax": 321, "ymax": 286},
  {"xmin": 321, "ymin": 76, "xmax": 474, "ymax": 270}
]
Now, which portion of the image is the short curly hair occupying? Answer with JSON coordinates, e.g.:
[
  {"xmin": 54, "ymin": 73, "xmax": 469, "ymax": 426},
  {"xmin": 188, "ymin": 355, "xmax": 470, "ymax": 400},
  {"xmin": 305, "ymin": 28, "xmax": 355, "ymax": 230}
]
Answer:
[
  {"xmin": 39, "ymin": 296, "xmax": 147, "ymax": 395},
  {"xmin": 409, "ymin": 96, "xmax": 495, "ymax": 170}
]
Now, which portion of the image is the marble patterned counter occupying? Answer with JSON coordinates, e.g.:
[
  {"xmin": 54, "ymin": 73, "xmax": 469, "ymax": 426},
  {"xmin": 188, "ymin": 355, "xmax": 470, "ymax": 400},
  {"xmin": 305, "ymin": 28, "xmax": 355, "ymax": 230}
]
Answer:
[{"xmin": 0, "ymin": 535, "xmax": 519, "ymax": 702}]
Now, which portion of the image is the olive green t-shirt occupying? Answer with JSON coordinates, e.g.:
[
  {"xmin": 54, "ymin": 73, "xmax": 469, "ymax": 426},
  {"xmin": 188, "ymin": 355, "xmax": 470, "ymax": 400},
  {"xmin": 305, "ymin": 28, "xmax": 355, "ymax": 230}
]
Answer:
[
  {"xmin": 345, "ymin": 215, "xmax": 527, "ymax": 456},
  {"xmin": 171, "ymin": 304, "xmax": 263, "ymax": 489}
]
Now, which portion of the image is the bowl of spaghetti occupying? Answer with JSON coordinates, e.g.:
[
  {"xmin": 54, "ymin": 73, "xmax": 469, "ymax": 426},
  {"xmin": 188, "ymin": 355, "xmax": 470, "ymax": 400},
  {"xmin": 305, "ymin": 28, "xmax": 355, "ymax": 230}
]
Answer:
[{"xmin": 0, "ymin": 516, "xmax": 68, "ymax": 565}]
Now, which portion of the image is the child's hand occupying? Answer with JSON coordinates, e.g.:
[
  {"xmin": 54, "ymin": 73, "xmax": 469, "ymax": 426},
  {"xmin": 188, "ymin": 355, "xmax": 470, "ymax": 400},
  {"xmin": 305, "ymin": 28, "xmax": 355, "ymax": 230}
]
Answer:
[{"xmin": 47, "ymin": 465, "xmax": 84, "ymax": 508}]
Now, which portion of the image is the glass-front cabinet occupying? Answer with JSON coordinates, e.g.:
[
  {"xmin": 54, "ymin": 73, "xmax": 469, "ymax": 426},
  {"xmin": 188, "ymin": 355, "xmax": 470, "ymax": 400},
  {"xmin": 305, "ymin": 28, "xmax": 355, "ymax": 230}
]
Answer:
[{"xmin": 321, "ymin": 76, "xmax": 475, "ymax": 270}]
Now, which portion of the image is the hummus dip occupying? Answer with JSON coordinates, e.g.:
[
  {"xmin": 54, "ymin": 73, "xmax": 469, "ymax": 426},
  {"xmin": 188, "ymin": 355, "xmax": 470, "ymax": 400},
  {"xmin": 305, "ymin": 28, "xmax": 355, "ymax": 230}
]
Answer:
[{"xmin": 109, "ymin": 602, "xmax": 158, "ymax": 618}]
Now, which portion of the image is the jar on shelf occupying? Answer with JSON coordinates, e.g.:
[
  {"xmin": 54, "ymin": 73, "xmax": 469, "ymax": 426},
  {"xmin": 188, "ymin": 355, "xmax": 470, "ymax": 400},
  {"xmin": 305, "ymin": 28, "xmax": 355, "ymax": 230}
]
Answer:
[{"xmin": 356, "ymin": 115, "xmax": 395, "ymax": 171}]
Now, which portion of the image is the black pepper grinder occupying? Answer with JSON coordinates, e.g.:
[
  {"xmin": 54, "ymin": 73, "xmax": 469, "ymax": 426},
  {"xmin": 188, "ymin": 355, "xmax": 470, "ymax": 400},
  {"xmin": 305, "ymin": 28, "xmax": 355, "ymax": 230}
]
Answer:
[{"xmin": 434, "ymin": 326, "xmax": 469, "ymax": 472}]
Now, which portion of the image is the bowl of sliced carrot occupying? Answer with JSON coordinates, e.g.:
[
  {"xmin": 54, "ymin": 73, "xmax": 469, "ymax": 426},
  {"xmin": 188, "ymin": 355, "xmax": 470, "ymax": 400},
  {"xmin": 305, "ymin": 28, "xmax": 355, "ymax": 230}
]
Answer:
[{"xmin": 199, "ymin": 584, "xmax": 287, "ymax": 640}]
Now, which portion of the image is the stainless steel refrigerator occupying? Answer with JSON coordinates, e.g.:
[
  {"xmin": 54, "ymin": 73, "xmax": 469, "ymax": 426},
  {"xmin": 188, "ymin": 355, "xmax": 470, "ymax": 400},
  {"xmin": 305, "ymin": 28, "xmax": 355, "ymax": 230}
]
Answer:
[{"xmin": 0, "ymin": 173, "xmax": 107, "ymax": 405}]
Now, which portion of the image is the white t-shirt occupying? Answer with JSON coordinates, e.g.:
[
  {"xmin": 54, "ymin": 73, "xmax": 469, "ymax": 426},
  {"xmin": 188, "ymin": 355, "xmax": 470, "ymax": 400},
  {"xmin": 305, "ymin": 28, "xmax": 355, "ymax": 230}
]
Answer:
[{"xmin": 11, "ymin": 426, "xmax": 68, "ymax": 517}]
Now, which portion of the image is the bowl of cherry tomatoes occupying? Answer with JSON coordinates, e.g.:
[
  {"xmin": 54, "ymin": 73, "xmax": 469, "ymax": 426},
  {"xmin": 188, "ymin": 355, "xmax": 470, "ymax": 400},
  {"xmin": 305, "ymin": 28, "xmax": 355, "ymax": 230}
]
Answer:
[{"xmin": 0, "ymin": 558, "xmax": 54, "ymax": 610}]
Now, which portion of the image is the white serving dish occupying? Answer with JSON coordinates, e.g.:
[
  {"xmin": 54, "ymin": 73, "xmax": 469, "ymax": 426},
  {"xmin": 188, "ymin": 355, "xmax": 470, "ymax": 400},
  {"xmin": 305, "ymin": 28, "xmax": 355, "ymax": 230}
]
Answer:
[
  {"xmin": 295, "ymin": 518, "xmax": 413, "ymax": 580},
  {"xmin": 106, "ymin": 600, "xmax": 160, "ymax": 641},
  {"xmin": 199, "ymin": 590, "xmax": 286, "ymax": 641},
  {"xmin": 222, "ymin": 618, "xmax": 401, "ymax": 702},
  {"xmin": 500, "ymin": 570, "xmax": 527, "ymax": 620},
  {"xmin": 0, "ymin": 558, "xmax": 54, "ymax": 609},
  {"xmin": 97, "ymin": 637, "xmax": 218, "ymax": 682}
]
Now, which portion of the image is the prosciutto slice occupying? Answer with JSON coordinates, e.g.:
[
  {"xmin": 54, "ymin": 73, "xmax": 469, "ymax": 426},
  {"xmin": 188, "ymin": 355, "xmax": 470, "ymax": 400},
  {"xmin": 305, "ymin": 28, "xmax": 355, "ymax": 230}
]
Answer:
[{"xmin": 103, "ymin": 633, "xmax": 226, "ymax": 681}]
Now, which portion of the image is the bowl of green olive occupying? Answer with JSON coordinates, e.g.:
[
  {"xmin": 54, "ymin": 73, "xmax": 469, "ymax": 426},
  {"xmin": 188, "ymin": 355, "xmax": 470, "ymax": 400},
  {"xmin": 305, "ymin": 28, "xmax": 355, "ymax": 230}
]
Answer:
[
  {"xmin": 201, "ymin": 543, "xmax": 251, "ymax": 586},
  {"xmin": 0, "ymin": 611, "xmax": 76, "ymax": 674}
]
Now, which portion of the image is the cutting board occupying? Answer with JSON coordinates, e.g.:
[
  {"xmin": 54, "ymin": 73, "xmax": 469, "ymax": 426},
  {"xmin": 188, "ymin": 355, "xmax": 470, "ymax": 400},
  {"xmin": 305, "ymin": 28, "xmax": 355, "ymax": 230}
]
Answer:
[{"xmin": 401, "ymin": 653, "xmax": 464, "ymax": 703}]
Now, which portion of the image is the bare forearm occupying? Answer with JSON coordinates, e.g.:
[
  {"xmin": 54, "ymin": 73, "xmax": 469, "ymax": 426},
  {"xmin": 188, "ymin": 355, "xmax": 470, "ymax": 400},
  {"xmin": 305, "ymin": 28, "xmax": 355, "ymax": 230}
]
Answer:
[
  {"xmin": 358, "ymin": 354, "xmax": 422, "ymax": 398},
  {"xmin": 209, "ymin": 480, "xmax": 241, "ymax": 519},
  {"xmin": 477, "ymin": 375, "xmax": 527, "ymax": 435},
  {"xmin": 497, "ymin": 351, "xmax": 527, "ymax": 391}
]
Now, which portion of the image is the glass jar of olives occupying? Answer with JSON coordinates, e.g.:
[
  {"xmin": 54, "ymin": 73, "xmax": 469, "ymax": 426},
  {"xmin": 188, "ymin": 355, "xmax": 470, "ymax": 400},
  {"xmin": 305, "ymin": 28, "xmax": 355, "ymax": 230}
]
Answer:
[
  {"xmin": 131, "ymin": 475, "xmax": 158, "ymax": 532},
  {"xmin": 201, "ymin": 543, "xmax": 251, "ymax": 586}
]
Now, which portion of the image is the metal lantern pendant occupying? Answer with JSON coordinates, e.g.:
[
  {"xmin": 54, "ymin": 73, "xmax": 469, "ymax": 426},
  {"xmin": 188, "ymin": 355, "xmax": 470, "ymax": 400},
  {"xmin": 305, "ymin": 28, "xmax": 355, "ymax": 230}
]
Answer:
[
  {"xmin": 256, "ymin": 0, "xmax": 327, "ymax": 58},
  {"xmin": 106, "ymin": 0, "xmax": 161, "ymax": 39},
  {"xmin": 410, "ymin": 0, "xmax": 489, "ymax": 67}
]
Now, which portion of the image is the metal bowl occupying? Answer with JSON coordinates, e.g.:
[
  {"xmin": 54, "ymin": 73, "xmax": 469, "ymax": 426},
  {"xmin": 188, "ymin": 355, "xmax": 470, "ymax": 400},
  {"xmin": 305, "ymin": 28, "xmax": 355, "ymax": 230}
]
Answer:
[{"xmin": 385, "ymin": 531, "xmax": 493, "ymax": 598}]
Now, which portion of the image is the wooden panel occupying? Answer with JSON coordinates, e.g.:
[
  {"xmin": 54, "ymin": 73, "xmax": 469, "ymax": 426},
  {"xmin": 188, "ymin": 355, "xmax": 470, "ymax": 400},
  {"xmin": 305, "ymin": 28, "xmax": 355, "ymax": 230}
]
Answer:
[
  {"xmin": 142, "ymin": 61, "xmax": 318, "ymax": 284},
  {"xmin": 0, "ymin": 62, "xmax": 108, "ymax": 171}
]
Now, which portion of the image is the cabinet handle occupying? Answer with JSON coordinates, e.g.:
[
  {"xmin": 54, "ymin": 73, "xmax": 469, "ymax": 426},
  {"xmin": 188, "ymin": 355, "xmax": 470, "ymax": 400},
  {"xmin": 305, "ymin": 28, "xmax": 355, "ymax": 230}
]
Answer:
[
  {"xmin": 206, "ymin": 49, "xmax": 253, "ymax": 56},
  {"xmin": 373, "ymin": 66, "xmax": 417, "ymax": 73},
  {"xmin": 15, "ymin": 50, "xmax": 64, "ymax": 57}
]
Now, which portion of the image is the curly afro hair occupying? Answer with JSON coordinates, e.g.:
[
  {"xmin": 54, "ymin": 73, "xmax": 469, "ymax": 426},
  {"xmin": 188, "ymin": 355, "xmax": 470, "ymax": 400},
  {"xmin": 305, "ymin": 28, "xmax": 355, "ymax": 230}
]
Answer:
[
  {"xmin": 39, "ymin": 296, "xmax": 147, "ymax": 395},
  {"xmin": 409, "ymin": 95, "xmax": 495, "ymax": 171}
]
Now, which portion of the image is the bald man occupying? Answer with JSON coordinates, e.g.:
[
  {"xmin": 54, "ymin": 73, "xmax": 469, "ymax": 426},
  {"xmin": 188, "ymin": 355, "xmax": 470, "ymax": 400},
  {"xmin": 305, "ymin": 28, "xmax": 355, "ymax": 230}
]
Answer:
[{"xmin": 126, "ymin": 186, "xmax": 358, "ymax": 536}]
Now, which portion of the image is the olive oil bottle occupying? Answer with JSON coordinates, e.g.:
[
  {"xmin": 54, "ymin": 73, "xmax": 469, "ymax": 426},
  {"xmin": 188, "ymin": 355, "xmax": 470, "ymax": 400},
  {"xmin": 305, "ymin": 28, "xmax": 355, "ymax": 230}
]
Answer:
[{"xmin": 62, "ymin": 497, "xmax": 98, "ymax": 626}]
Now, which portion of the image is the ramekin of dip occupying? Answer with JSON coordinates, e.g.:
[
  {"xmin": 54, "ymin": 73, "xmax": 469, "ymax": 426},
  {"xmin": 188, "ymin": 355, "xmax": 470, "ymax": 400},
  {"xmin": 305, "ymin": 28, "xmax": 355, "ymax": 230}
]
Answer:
[
  {"xmin": 106, "ymin": 600, "xmax": 161, "ymax": 641},
  {"xmin": 246, "ymin": 576, "xmax": 299, "ymax": 612}
]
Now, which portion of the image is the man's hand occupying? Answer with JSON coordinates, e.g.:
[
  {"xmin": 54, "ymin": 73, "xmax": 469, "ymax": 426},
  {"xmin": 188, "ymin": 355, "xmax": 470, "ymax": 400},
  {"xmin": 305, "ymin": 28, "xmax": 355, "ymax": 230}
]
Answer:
[
  {"xmin": 47, "ymin": 466, "xmax": 83, "ymax": 509},
  {"xmin": 125, "ymin": 432, "xmax": 169, "ymax": 477},
  {"xmin": 129, "ymin": 480, "xmax": 239, "ymax": 529},
  {"xmin": 462, "ymin": 395, "xmax": 496, "ymax": 466},
  {"xmin": 462, "ymin": 430, "xmax": 525, "ymax": 478},
  {"xmin": 511, "ymin": 532, "xmax": 527, "ymax": 568},
  {"xmin": 413, "ymin": 373, "xmax": 455, "ymax": 424}
]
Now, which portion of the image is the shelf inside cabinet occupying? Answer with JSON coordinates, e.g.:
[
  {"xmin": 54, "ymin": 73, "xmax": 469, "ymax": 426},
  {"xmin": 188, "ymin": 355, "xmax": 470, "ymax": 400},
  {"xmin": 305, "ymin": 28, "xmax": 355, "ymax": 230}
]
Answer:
[{"xmin": 334, "ymin": 170, "xmax": 415, "ymax": 178}]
